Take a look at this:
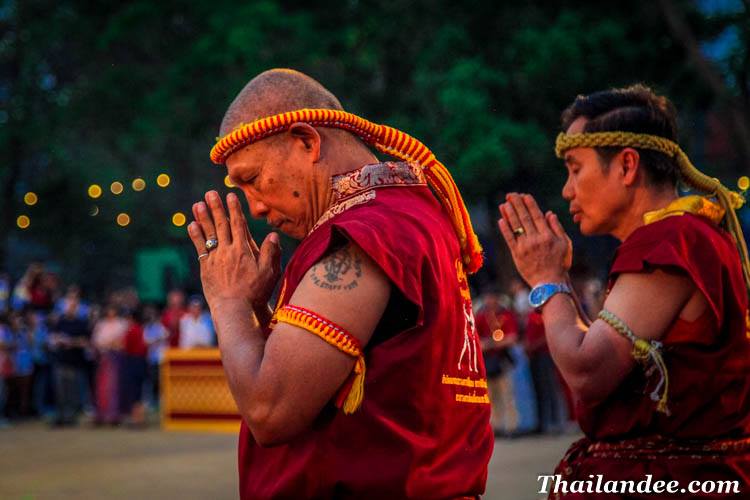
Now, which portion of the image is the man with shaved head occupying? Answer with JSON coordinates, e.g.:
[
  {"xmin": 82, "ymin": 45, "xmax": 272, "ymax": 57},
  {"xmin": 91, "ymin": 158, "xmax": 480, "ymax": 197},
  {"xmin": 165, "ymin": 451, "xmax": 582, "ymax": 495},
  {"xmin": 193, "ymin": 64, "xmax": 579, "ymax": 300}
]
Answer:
[{"xmin": 188, "ymin": 69, "xmax": 493, "ymax": 499}]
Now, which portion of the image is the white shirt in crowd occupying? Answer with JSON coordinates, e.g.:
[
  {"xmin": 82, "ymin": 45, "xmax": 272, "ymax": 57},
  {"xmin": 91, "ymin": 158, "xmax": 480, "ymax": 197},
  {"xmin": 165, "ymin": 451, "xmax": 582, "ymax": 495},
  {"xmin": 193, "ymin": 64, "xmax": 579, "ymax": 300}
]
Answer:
[{"xmin": 179, "ymin": 315, "xmax": 212, "ymax": 349}]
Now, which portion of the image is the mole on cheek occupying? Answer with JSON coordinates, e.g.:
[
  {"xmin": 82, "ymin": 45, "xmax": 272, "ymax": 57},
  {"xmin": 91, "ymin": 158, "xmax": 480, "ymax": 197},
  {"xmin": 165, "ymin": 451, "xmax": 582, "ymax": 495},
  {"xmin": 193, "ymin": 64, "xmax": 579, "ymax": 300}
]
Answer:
[{"xmin": 293, "ymin": 191, "xmax": 300, "ymax": 198}]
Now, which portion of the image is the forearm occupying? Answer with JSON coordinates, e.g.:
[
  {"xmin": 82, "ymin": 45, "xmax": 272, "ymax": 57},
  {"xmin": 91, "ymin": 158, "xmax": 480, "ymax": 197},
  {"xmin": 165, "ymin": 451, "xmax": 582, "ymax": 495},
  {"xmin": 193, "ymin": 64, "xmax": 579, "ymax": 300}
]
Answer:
[
  {"xmin": 210, "ymin": 299, "xmax": 278, "ymax": 428},
  {"xmin": 211, "ymin": 299, "xmax": 266, "ymax": 397},
  {"xmin": 539, "ymin": 293, "xmax": 594, "ymax": 390}
]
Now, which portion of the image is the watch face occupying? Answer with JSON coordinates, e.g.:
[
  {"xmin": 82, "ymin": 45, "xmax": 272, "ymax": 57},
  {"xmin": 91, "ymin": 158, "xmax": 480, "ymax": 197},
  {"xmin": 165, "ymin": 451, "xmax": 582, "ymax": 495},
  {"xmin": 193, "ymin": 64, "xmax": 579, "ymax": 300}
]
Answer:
[{"xmin": 528, "ymin": 285, "xmax": 549, "ymax": 308}]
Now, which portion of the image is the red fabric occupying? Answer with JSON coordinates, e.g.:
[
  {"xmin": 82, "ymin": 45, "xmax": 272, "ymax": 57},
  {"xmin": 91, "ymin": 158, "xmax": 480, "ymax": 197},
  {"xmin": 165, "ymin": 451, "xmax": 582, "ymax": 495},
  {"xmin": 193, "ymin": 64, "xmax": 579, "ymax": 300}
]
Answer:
[
  {"xmin": 161, "ymin": 308, "xmax": 184, "ymax": 348},
  {"xmin": 557, "ymin": 213, "xmax": 750, "ymax": 498},
  {"xmin": 123, "ymin": 322, "xmax": 147, "ymax": 357},
  {"xmin": 238, "ymin": 165, "xmax": 493, "ymax": 499},
  {"xmin": 524, "ymin": 311, "xmax": 548, "ymax": 355},
  {"xmin": 552, "ymin": 436, "xmax": 750, "ymax": 499}
]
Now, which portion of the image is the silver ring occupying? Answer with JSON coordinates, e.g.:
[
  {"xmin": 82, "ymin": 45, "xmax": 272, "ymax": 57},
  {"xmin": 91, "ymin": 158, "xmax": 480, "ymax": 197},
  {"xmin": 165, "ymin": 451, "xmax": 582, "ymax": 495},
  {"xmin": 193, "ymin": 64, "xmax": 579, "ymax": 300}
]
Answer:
[
  {"xmin": 205, "ymin": 238, "xmax": 219, "ymax": 251},
  {"xmin": 513, "ymin": 227, "xmax": 525, "ymax": 236},
  {"xmin": 197, "ymin": 252, "xmax": 209, "ymax": 260}
]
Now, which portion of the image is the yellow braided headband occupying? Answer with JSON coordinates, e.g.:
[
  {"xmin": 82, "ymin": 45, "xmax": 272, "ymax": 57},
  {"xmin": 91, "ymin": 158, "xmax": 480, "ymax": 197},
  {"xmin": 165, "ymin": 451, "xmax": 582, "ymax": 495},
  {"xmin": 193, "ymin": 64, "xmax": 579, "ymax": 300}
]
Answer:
[
  {"xmin": 210, "ymin": 108, "xmax": 483, "ymax": 274},
  {"xmin": 556, "ymin": 131, "xmax": 750, "ymax": 292}
]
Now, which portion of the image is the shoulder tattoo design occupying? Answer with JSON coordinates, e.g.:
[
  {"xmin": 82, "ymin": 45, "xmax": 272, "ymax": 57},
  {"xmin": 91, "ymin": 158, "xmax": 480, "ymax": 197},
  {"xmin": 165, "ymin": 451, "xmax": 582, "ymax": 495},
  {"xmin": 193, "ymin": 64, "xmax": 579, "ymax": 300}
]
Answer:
[{"xmin": 309, "ymin": 246, "xmax": 363, "ymax": 291}]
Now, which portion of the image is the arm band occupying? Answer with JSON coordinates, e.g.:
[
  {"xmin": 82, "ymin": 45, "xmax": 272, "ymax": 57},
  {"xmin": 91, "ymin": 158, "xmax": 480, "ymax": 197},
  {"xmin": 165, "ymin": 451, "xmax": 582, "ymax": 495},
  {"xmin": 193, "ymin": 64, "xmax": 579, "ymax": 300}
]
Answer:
[
  {"xmin": 271, "ymin": 304, "xmax": 365, "ymax": 414},
  {"xmin": 598, "ymin": 309, "xmax": 670, "ymax": 415}
]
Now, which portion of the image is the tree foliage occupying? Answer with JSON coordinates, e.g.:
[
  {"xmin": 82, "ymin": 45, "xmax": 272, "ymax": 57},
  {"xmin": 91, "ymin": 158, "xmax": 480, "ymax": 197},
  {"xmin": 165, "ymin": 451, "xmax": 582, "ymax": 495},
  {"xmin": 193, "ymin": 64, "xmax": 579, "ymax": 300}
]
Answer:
[{"xmin": 1, "ymin": 0, "xmax": 747, "ymax": 293}]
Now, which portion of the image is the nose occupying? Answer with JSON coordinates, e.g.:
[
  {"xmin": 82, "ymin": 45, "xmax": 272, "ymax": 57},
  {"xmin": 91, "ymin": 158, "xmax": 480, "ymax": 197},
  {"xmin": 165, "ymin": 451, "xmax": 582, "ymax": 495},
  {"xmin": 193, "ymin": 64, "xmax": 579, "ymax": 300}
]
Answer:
[
  {"xmin": 246, "ymin": 196, "xmax": 270, "ymax": 219},
  {"xmin": 561, "ymin": 174, "xmax": 574, "ymax": 201}
]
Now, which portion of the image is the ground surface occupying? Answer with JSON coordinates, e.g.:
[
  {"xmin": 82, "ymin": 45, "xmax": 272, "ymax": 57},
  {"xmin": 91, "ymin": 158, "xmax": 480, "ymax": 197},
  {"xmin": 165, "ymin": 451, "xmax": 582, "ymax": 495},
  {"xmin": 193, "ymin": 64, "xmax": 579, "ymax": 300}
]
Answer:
[{"xmin": 0, "ymin": 422, "xmax": 575, "ymax": 499}]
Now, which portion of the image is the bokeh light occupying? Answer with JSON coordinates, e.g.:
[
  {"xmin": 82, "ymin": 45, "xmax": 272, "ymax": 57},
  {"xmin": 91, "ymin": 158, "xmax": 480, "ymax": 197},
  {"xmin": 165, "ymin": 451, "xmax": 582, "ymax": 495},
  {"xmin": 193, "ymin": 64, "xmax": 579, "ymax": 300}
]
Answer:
[
  {"xmin": 88, "ymin": 184, "xmax": 103, "ymax": 199},
  {"xmin": 90, "ymin": 206, "xmax": 99, "ymax": 216},
  {"xmin": 132, "ymin": 178, "xmax": 146, "ymax": 191},
  {"xmin": 172, "ymin": 212, "xmax": 187, "ymax": 227},
  {"xmin": 24, "ymin": 192, "xmax": 38, "ymax": 206},
  {"xmin": 116, "ymin": 213, "xmax": 130, "ymax": 226},
  {"xmin": 157, "ymin": 173, "xmax": 171, "ymax": 188},
  {"xmin": 110, "ymin": 181, "xmax": 124, "ymax": 195},
  {"xmin": 17, "ymin": 215, "xmax": 30, "ymax": 229},
  {"xmin": 739, "ymin": 176, "xmax": 750, "ymax": 191}
]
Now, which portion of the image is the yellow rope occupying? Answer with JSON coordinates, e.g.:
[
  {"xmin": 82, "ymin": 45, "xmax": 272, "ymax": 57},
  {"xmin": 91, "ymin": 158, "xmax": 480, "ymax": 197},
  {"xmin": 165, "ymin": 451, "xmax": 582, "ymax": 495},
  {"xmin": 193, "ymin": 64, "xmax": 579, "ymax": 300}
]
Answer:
[
  {"xmin": 556, "ymin": 131, "xmax": 750, "ymax": 293},
  {"xmin": 210, "ymin": 109, "xmax": 484, "ymax": 274},
  {"xmin": 599, "ymin": 309, "xmax": 670, "ymax": 415}
]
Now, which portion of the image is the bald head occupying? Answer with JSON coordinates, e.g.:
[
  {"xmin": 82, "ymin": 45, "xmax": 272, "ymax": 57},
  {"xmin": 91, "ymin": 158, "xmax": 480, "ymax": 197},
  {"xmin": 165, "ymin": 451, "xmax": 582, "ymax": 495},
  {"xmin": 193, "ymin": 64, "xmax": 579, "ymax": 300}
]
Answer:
[{"xmin": 220, "ymin": 69, "xmax": 344, "ymax": 137}]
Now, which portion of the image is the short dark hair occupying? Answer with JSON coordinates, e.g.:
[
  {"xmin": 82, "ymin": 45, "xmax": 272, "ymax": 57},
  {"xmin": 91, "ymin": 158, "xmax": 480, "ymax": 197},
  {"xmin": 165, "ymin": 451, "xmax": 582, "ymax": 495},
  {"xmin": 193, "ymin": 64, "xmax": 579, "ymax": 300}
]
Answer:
[{"xmin": 561, "ymin": 84, "xmax": 680, "ymax": 186}]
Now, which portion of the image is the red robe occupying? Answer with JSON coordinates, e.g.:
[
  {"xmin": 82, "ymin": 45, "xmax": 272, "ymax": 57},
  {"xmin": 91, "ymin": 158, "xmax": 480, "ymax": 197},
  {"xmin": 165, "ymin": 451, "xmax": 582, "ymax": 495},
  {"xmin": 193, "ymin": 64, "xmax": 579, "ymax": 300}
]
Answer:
[
  {"xmin": 238, "ymin": 161, "xmax": 493, "ymax": 499},
  {"xmin": 553, "ymin": 212, "xmax": 750, "ymax": 499}
]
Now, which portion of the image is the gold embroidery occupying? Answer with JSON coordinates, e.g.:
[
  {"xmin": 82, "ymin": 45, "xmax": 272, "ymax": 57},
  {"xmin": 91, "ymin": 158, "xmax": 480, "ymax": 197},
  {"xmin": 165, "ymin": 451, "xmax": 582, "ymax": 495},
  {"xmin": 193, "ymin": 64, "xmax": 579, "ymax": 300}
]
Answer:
[
  {"xmin": 331, "ymin": 161, "xmax": 426, "ymax": 201},
  {"xmin": 643, "ymin": 195, "xmax": 725, "ymax": 225},
  {"xmin": 307, "ymin": 161, "xmax": 429, "ymax": 235},
  {"xmin": 310, "ymin": 191, "xmax": 376, "ymax": 234}
]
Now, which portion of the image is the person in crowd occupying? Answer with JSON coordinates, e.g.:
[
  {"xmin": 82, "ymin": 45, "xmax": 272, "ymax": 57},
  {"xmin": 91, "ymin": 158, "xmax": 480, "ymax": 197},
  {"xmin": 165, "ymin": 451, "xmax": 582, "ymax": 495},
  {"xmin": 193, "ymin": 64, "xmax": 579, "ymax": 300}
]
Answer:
[
  {"xmin": 476, "ymin": 291, "xmax": 519, "ymax": 436},
  {"xmin": 121, "ymin": 308, "xmax": 147, "ymax": 427},
  {"xmin": 161, "ymin": 289, "xmax": 186, "ymax": 348},
  {"xmin": 27, "ymin": 309, "xmax": 54, "ymax": 418},
  {"xmin": 54, "ymin": 285, "xmax": 90, "ymax": 320},
  {"xmin": 524, "ymin": 309, "xmax": 569, "ymax": 434},
  {"xmin": 581, "ymin": 277, "xmax": 605, "ymax": 319},
  {"xmin": 0, "ymin": 314, "xmax": 14, "ymax": 428},
  {"xmin": 503, "ymin": 293, "xmax": 539, "ymax": 435},
  {"xmin": 49, "ymin": 296, "xmax": 90, "ymax": 427},
  {"xmin": 0, "ymin": 272, "xmax": 10, "ymax": 312},
  {"xmin": 92, "ymin": 305, "xmax": 127, "ymax": 425},
  {"xmin": 8, "ymin": 311, "xmax": 33, "ymax": 417},
  {"xmin": 178, "ymin": 297, "xmax": 212, "ymax": 349},
  {"xmin": 143, "ymin": 304, "xmax": 168, "ymax": 409},
  {"xmin": 11, "ymin": 263, "xmax": 44, "ymax": 311}
]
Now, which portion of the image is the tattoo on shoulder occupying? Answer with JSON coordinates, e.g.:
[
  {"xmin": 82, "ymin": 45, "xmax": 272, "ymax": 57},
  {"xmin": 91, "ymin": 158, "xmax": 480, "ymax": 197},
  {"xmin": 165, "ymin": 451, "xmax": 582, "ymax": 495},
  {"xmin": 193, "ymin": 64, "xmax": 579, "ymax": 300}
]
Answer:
[{"xmin": 309, "ymin": 246, "xmax": 363, "ymax": 291}]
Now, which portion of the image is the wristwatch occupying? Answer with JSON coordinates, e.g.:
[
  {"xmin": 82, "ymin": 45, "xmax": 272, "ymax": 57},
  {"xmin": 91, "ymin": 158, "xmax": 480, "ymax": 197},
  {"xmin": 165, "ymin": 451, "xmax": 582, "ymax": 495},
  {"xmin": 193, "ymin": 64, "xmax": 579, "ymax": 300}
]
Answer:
[{"xmin": 528, "ymin": 282, "xmax": 572, "ymax": 310}]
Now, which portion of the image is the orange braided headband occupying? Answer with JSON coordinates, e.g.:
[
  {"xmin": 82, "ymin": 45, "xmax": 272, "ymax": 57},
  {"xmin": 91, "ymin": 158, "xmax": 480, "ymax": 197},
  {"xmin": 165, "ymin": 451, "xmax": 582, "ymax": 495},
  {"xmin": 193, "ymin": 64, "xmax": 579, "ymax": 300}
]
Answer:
[
  {"xmin": 210, "ymin": 108, "xmax": 483, "ymax": 274},
  {"xmin": 271, "ymin": 304, "xmax": 365, "ymax": 414}
]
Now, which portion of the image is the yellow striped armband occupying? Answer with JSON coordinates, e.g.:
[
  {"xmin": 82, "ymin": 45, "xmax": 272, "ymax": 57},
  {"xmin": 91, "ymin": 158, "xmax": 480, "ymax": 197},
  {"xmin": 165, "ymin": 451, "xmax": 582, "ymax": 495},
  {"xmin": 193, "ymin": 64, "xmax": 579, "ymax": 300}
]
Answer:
[{"xmin": 271, "ymin": 304, "xmax": 365, "ymax": 414}]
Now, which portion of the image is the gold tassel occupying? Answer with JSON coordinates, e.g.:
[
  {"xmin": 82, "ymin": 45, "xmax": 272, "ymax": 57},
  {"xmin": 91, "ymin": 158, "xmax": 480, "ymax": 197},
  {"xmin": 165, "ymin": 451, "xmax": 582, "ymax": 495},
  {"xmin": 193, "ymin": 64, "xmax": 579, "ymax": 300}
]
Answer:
[
  {"xmin": 342, "ymin": 356, "xmax": 366, "ymax": 415},
  {"xmin": 599, "ymin": 310, "xmax": 670, "ymax": 415}
]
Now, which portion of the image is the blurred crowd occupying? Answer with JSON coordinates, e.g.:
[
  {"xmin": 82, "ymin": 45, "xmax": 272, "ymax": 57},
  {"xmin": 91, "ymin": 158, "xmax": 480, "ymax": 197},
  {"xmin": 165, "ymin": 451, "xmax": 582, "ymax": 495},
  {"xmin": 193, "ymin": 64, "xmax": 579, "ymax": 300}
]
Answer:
[
  {"xmin": 0, "ymin": 263, "xmax": 216, "ymax": 429},
  {"xmin": 0, "ymin": 261, "xmax": 607, "ymax": 438},
  {"xmin": 474, "ymin": 277, "xmax": 605, "ymax": 438}
]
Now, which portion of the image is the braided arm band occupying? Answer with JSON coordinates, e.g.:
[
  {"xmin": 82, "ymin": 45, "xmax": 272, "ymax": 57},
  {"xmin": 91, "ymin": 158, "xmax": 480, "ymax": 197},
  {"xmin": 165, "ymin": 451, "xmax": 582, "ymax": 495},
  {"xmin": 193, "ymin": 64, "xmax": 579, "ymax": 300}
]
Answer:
[
  {"xmin": 598, "ymin": 309, "xmax": 670, "ymax": 415},
  {"xmin": 271, "ymin": 304, "xmax": 365, "ymax": 414},
  {"xmin": 209, "ymin": 108, "xmax": 483, "ymax": 274}
]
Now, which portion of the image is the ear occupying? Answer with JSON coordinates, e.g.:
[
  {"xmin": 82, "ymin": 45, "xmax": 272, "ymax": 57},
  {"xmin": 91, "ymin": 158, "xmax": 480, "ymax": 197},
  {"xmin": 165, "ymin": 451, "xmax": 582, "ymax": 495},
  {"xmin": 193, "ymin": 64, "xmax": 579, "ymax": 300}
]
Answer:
[
  {"xmin": 288, "ymin": 123, "xmax": 321, "ymax": 162},
  {"xmin": 619, "ymin": 147, "xmax": 640, "ymax": 187}
]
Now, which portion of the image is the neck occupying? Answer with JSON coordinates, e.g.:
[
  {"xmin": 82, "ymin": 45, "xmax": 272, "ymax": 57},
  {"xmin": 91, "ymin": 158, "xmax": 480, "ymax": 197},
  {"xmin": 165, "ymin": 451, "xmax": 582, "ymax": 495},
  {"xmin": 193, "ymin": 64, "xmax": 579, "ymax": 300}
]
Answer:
[
  {"xmin": 307, "ymin": 145, "xmax": 379, "ymax": 231},
  {"xmin": 612, "ymin": 185, "xmax": 678, "ymax": 241}
]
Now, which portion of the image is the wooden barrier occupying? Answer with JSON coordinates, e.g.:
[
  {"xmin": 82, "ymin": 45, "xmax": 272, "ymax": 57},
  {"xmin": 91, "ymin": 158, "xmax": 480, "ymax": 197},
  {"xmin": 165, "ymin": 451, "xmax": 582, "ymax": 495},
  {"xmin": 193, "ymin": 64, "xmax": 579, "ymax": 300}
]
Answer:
[{"xmin": 161, "ymin": 348, "xmax": 241, "ymax": 433}]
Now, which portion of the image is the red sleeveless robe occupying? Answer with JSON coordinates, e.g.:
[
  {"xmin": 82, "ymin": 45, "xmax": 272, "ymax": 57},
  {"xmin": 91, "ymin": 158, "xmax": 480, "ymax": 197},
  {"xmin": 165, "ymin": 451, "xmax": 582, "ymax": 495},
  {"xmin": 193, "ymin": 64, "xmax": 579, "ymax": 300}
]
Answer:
[
  {"xmin": 553, "ymin": 212, "xmax": 750, "ymax": 499},
  {"xmin": 238, "ymin": 162, "xmax": 494, "ymax": 499}
]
